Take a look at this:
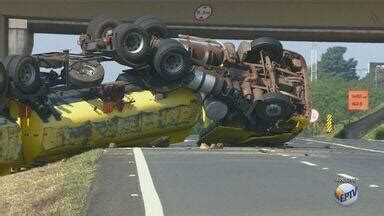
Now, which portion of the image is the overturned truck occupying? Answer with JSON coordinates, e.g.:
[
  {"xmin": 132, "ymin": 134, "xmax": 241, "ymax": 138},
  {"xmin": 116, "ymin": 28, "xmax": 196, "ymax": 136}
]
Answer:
[{"xmin": 0, "ymin": 15, "xmax": 310, "ymax": 175}]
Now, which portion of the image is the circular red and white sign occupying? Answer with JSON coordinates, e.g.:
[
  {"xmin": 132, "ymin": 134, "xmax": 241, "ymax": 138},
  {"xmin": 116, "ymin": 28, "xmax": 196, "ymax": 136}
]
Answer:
[
  {"xmin": 310, "ymin": 109, "xmax": 320, "ymax": 124},
  {"xmin": 194, "ymin": 4, "xmax": 212, "ymax": 21}
]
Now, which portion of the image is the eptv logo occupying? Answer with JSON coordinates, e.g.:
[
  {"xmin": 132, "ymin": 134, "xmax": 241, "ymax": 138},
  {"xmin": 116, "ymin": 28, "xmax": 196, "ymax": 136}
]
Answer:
[{"xmin": 335, "ymin": 183, "xmax": 358, "ymax": 206}]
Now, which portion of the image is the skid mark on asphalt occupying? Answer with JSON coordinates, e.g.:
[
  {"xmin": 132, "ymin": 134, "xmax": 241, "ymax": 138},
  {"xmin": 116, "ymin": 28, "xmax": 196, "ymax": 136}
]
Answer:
[{"xmin": 134, "ymin": 148, "xmax": 164, "ymax": 216}]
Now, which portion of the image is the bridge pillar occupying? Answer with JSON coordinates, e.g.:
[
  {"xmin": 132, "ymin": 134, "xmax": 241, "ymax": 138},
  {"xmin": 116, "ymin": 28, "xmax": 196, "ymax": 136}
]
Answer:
[
  {"xmin": 8, "ymin": 19, "xmax": 33, "ymax": 56},
  {"xmin": 0, "ymin": 15, "xmax": 8, "ymax": 58}
]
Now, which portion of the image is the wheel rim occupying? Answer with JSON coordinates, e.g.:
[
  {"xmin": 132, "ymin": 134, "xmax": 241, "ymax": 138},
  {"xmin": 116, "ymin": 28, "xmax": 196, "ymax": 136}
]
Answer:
[
  {"xmin": 78, "ymin": 64, "xmax": 96, "ymax": 77},
  {"xmin": 163, "ymin": 53, "xmax": 184, "ymax": 75},
  {"xmin": 102, "ymin": 27, "xmax": 114, "ymax": 38},
  {"xmin": 265, "ymin": 103, "xmax": 282, "ymax": 117},
  {"xmin": 124, "ymin": 32, "xmax": 144, "ymax": 54},
  {"xmin": 19, "ymin": 63, "xmax": 36, "ymax": 85}
]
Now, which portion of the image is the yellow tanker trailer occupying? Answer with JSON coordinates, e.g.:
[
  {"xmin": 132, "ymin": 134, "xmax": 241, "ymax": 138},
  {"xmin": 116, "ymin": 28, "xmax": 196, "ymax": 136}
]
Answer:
[{"xmin": 0, "ymin": 87, "xmax": 201, "ymax": 175}]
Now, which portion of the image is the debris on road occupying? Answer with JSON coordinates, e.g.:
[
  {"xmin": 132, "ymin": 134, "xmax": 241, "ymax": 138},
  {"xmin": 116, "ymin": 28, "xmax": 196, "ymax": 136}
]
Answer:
[
  {"xmin": 259, "ymin": 148, "xmax": 274, "ymax": 153},
  {"xmin": 200, "ymin": 143, "xmax": 210, "ymax": 150},
  {"xmin": 210, "ymin": 143, "xmax": 224, "ymax": 149},
  {"xmin": 109, "ymin": 143, "xmax": 118, "ymax": 148}
]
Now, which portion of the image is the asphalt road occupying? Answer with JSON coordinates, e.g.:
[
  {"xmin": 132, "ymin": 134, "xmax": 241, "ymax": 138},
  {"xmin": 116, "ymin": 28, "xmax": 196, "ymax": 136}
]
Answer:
[{"xmin": 85, "ymin": 137, "xmax": 384, "ymax": 216}]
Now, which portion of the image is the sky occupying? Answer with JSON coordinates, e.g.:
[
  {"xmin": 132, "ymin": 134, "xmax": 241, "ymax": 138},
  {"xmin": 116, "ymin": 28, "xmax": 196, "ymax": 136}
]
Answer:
[{"xmin": 32, "ymin": 34, "xmax": 384, "ymax": 81}]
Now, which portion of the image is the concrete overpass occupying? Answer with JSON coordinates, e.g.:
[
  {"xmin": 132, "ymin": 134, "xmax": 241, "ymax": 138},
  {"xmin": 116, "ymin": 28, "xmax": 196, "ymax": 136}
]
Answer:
[{"xmin": 1, "ymin": 0, "xmax": 384, "ymax": 57}]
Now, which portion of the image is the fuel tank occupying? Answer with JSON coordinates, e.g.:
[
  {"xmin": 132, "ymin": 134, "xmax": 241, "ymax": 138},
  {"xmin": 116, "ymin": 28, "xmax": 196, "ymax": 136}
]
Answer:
[{"xmin": 2, "ymin": 88, "xmax": 200, "ymax": 172}]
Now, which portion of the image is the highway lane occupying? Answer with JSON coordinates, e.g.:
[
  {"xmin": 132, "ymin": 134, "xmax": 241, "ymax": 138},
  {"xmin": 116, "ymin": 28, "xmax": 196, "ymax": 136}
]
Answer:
[{"xmin": 86, "ymin": 138, "xmax": 384, "ymax": 216}]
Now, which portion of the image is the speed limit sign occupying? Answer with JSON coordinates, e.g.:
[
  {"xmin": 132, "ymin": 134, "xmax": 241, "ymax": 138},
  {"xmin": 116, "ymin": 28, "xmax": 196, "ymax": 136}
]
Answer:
[{"xmin": 310, "ymin": 109, "xmax": 320, "ymax": 124}]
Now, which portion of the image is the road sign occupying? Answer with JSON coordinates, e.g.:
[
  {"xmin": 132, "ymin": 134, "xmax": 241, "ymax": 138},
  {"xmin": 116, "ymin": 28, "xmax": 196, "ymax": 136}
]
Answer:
[
  {"xmin": 348, "ymin": 90, "xmax": 368, "ymax": 111},
  {"xmin": 310, "ymin": 109, "xmax": 320, "ymax": 124},
  {"xmin": 194, "ymin": 4, "xmax": 213, "ymax": 21}
]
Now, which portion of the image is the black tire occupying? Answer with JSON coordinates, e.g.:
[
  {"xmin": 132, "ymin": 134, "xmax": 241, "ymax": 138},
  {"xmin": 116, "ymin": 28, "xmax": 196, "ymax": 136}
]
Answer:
[
  {"xmin": 0, "ymin": 61, "xmax": 7, "ymax": 95},
  {"xmin": 112, "ymin": 23, "xmax": 150, "ymax": 63},
  {"xmin": 3, "ymin": 55, "xmax": 18, "ymax": 72},
  {"xmin": 87, "ymin": 15, "xmax": 121, "ymax": 39},
  {"xmin": 68, "ymin": 61, "xmax": 104, "ymax": 88},
  {"xmin": 112, "ymin": 51, "xmax": 148, "ymax": 68},
  {"xmin": 8, "ymin": 55, "xmax": 41, "ymax": 94},
  {"xmin": 237, "ymin": 41, "xmax": 251, "ymax": 62},
  {"xmin": 153, "ymin": 39, "xmax": 191, "ymax": 80},
  {"xmin": 0, "ymin": 55, "xmax": 16, "ymax": 96},
  {"xmin": 134, "ymin": 15, "xmax": 168, "ymax": 38},
  {"xmin": 250, "ymin": 37, "xmax": 283, "ymax": 62},
  {"xmin": 256, "ymin": 92, "xmax": 292, "ymax": 122},
  {"xmin": 223, "ymin": 42, "xmax": 238, "ymax": 64}
]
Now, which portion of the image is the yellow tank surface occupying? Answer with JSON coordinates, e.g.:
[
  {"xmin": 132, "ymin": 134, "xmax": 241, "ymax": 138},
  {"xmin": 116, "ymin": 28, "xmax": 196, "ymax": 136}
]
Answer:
[
  {"xmin": 9, "ymin": 88, "xmax": 201, "ymax": 166},
  {"xmin": 0, "ymin": 115, "xmax": 23, "ymax": 175},
  {"xmin": 200, "ymin": 116, "xmax": 309, "ymax": 146}
]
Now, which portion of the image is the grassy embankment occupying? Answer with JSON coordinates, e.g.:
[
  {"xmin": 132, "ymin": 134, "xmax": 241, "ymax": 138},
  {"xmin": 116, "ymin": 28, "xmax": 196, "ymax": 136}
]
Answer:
[
  {"xmin": 0, "ymin": 149, "xmax": 103, "ymax": 215},
  {"xmin": 301, "ymin": 74, "xmax": 384, "ymax": 138}
]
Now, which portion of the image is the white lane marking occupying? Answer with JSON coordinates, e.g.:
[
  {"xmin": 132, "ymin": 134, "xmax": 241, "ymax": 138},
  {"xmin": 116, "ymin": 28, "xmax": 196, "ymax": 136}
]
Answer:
[
  {"xmin": 184, "ymin": 139, "xmax": 197, "ymax": 142},
  {"xmin": 300, "ymin": 161, "xmax": 318, "ymax": 166},
  {"xmin": 291, "ymin": 157, "xmax": 297, "ymax": 159},
  {"xmin": 129, "ymin": 174, "xmax": 136, "ymax": 177},
  {"xmin": 322, "ymin": 167, "xmax": 329, "ymax": 170},
  {"xmin": 281, "ymin": 154, "xmax": 289, "ymax": 157},
  {"xmin": 129, "ymin": 161, "xmax": 135, "ymax": 164},
  {"xmin": 337, "ymin": 173, "xmax": 359, "ymax": 180},
  {"xmin": 301, "ymin": 139, "xmax": 384, "ymax": 154},
  {"xmin": 133, "ymin": 148, "xmax": 164, "ymax": 216},
  {"xmin": 369, "ymin": 185, "xmax": 380, "ymax": 188},
  {"xmin": 130, "ymin": 194, "xmax": 139, "ymax": 197}
]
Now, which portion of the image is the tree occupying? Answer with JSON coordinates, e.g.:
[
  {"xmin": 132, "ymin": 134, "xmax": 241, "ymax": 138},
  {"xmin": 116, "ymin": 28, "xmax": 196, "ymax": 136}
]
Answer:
[{"xmin": 318, "ymin": 46, "xmax": 358, "ymax": 80}]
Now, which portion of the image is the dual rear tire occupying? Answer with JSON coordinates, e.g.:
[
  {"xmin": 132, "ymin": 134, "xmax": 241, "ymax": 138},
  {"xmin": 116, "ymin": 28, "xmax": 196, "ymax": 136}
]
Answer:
[{"xmin": 87, "ymin": 15, "xmax": 169, "ymax": 68}]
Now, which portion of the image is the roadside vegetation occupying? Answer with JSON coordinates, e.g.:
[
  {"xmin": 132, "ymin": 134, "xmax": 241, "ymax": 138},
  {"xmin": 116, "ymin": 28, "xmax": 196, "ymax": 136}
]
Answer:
[
  {"xmin": 0, "ymin": 149, "xmax": 103, "ymax": 215},
  {"xmin": 302, "ymin": 46, "xmax": 384, "ymax": 137},
  {"xmin": 363, "ymin": 125, "xmax": 384, "ymax": 140}
]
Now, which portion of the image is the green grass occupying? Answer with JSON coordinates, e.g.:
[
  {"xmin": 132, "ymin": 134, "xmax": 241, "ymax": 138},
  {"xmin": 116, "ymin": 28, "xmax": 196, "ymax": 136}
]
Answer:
[
  {"xmin": 0, "ymin": 149, "xmax": 103, "ymax": 215},
  {"xmin": 301, "ymin": 74, "xmax": 384, "ymax": 138},
  {"xmin": 363, "ymin": 125, "xmax": 384, "ymax": 140}
]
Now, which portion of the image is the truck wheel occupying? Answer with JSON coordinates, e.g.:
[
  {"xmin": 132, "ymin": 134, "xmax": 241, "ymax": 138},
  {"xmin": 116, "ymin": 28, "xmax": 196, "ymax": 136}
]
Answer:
[
  {"xmin": 112, "ymin": 23, "xmax": 150, "ymax": 63},
  {"xmin": 250, "ymin": 37, "xmax": 283, "ymax": 62},
  {"xmin": 153, "ymin": 39, "xmax": 191, "ymax": 80},
  {"xmin": 87, "ymin": 15, "xmax": 121, "ymax": 39},
  {"xmin": 0, "ymin": 62, "xmax": 7, "ymax": 94},
  {"xmin": 224, "ymin": 42, "xmax": 238, "ymax": 64},
  {"xmin": 112, "ymin": 52, "xmax": 148, "ymax": 68},
  {"xmin": 134, "ymin": 15, "xmax": 168, "ymax": 38},
  {"xmin": 256, "ymin": 92, "xmax": 292, "ymax": 122},
  {"xmin": 3, "ymin": 55, "xmax": 18, "ymax": 71},
  {"xmin": 0, "ymin": 55, "xmax": 16, "ymax": 96},
  {"xmin": 8, "ymin": 55, "xmax": 41, "ymax": 94},
  {"xmin": 237, "ymin": 41, "xmax": 251, "ymax": 62},
  {"xmin": 68, "ymin": 61, "xmax": 104, "ymax": 88}
]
